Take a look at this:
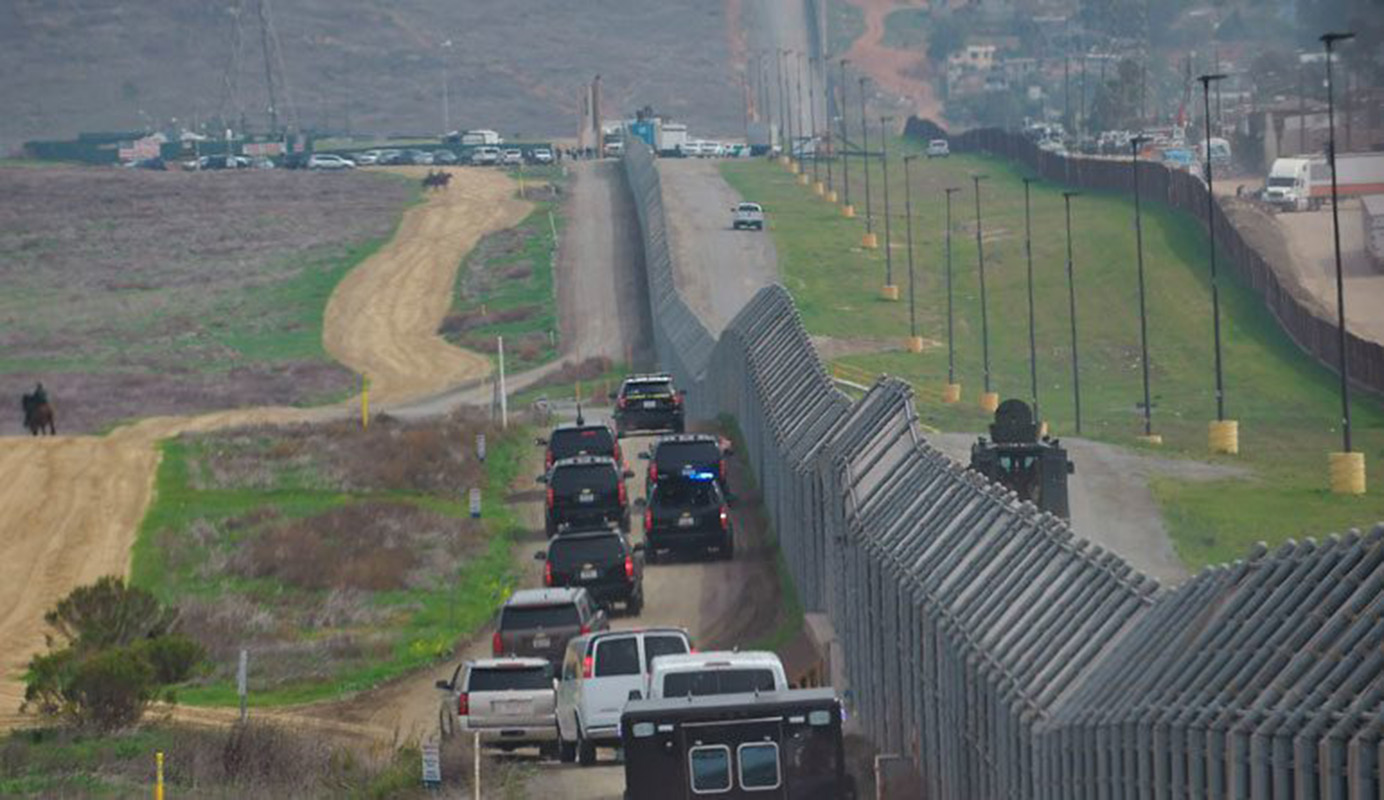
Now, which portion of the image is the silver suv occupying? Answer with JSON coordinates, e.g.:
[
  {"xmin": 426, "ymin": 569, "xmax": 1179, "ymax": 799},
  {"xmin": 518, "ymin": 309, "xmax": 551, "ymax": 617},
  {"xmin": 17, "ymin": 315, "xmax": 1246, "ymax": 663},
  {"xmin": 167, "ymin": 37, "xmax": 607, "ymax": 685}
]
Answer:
[{"xmin": 436, "ymin": 657, "xmax": 558, "ymax": 757}]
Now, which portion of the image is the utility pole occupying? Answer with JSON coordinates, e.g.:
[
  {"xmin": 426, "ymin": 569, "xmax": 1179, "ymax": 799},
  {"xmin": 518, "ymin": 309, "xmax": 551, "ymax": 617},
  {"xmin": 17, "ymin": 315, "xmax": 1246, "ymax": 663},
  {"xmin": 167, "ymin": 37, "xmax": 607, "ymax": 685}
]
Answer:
[
  {"xmin": 1063, "ymin": 191, "xmax": 1083, "ymax": 434},
  {"xmin": 1131, "ymin": 135, "xmax": 1157, "ymax": 442},
  {"xmin": 795, "ymin": 51, "xmax": 806, "ymax": 171},
  {"xmin": 973, "ymin": 174, "xmax": 994, "ymax": 410},
  {"xmin": 1022, "ymin": 177, "xmax": 1040, "ymax": 423},
  {"xmin": 778, "ymin": 50, "xmax": 790, "ymax": 158},
  {"xmin": 904, "ymin": 156, "xmax": 923, "ymax": 352},
  {"xmin": 440, "ymin": 39, "xmax": 453, "ymax": 134},
  {"xmin": 1198, "ymin": 73, "xmax": 1233, "ymax": 454},
  {"xmin": 880, "ymin": 116, "xmax": 896, "ymax": 296},
  {"xmin": 860, "ymin": 76, "xmax": 875, "ymax": 247},
  {"xmin": 944, "ymin": 187, "xmax": 962, "ymax": 402},
  {"xmin": 808, "ymin": 56, "xmax": 820, "ymax": 185},
  {"xmin": 839, "ymin": 59, "xmax": 853, "ymax": 214}
]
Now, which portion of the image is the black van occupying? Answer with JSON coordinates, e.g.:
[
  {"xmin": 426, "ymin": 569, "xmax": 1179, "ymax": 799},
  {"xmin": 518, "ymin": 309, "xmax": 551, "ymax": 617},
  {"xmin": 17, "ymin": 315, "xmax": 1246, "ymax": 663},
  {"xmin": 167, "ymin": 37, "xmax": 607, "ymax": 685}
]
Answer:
[
  {"xmin": 621, "ymin": 689, "xmax": 853, "ymax": 799},
  {"xmin": 539, "ymin": 456, "xmax": 634, "ymax": 538}
]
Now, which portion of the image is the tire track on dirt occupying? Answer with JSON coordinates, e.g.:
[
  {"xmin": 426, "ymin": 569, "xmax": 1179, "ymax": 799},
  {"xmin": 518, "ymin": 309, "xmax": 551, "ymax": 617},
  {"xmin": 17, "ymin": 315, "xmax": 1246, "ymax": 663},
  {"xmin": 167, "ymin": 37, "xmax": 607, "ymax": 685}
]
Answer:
[{"xmin": 0, "ymin": 167, "xmax": 528, "ymax": 728}]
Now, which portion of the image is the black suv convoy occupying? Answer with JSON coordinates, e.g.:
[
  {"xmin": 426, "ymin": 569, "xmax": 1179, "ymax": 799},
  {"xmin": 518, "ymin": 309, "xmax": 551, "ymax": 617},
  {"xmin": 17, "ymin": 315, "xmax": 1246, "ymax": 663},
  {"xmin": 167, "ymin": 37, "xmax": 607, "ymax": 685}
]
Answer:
[
  {"xmin": 641, "ymin": 434, "xmax": 732, "ymax": 499},
  {"xmin": 535, "ymin": 528, "xmax": 644, "ymax": 615},
  {"xmin": 611, "ymin": 374, "xmax": 685, "ymax": 436},
  {"xmin": 540, "ymin": 456, "xmax": 634, "ymax": 538},
  {"xmin": 538, "ymin": 422, "xmax": 622, "ymax": 471},
  {"xmin": 641, "ymin": 475, "xmax": 733, "ymax": 562}
]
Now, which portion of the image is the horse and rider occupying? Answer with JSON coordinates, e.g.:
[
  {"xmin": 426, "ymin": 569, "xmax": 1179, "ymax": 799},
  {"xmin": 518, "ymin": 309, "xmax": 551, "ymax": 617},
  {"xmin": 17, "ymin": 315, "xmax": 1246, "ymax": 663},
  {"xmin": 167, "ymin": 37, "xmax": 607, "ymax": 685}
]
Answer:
[
  {"xmin": 421, "ymin": 170, "xmax": 453, "ymax": 191},
  {"xmin": 21, "ymin": 382, "xmax": 56, "ymax": 436}
]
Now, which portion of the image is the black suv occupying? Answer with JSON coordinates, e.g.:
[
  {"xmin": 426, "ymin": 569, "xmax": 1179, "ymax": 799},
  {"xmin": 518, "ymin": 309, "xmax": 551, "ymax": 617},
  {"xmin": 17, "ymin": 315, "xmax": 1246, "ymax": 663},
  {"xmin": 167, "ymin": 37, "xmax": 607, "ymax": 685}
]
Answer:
[
  {"xmin": 641, "ymin": 434, "xmax": 732, "ymax": 498},
  {"xmin": 539, "ymin": 422, "xmax": 623, "ymax": 471},
  {"xmin": 539, "ymin": 456, "xmax": 633, "ymax": 538},
  {"xmin": 641, "ymin": 476, "xmax": 733, "ymax": 562},
  {"xmin": 535, "ymin": 528, "xmax": 644, "ymax": 615},
  {"xmin": 611, "ymin": 374, "xmax": 685, "ymax": 436}
]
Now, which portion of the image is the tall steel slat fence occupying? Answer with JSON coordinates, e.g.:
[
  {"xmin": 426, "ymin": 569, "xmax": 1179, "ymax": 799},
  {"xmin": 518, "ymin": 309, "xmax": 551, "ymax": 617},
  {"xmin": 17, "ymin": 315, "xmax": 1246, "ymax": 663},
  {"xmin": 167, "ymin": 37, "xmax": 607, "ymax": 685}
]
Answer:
[{"xmin": 621, "ymin": 138, "xmax": 1384, "ymax": 797}]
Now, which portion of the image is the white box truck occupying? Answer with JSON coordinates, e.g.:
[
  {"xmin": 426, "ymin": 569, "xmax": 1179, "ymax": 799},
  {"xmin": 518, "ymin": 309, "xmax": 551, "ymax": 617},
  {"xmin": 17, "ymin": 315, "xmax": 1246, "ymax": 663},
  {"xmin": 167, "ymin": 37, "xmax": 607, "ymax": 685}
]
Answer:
[{"xmin": 657, "ymin": 123, "xmax": 688, "ymax": 157}]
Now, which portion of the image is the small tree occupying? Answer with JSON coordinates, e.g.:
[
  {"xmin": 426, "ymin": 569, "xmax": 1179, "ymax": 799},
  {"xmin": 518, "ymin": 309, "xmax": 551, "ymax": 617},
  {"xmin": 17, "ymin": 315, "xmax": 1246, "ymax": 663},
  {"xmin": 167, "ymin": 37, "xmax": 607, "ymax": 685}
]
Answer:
[{"xmin": 22, "ymin": 577, "xmax": 203, "ymax": 730}]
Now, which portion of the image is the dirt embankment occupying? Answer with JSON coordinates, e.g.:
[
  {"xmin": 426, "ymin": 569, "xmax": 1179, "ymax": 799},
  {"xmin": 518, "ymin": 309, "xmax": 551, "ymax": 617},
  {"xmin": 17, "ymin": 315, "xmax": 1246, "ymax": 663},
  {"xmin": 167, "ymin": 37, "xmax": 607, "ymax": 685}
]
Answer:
[
  {"xmin": 843, "ymin": 0, "xmax": 944, "ymax": 124},
  {"xmin": 0, "ymin": 167, "xmax": 527, "ymax": 728}
]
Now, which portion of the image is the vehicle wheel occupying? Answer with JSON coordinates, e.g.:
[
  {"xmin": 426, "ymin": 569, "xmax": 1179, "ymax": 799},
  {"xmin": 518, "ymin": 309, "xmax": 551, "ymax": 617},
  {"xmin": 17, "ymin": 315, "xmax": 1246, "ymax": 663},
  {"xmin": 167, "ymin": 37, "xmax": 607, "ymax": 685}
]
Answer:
[
  {"xmin": 545, "ymin": 517, "xmax": 556, "ymax": 538},
  {"xmin": 673, "ymin": 420, "xmax": 685, "ymax": 434},
  {"xmin": 722, "ymin": 537, "xmax": 735, "ymax": 560},
  {"xmin": 559, "ymin": 737, "xmax": 576, "ymax": 763},
  {"xmin": 645, "ymin": 547, "xmax": 659, "ymax": 565},
  {"xmin": 578, "ymin": 728, "xmax": 597, "ymax": 767},
  {"xmin": 627, "ymin": 593, "xmax": 643, "ymax": 616},
  {"xmin": 540, "ymin": 742, "xmax": 559, "ymax": 761}
]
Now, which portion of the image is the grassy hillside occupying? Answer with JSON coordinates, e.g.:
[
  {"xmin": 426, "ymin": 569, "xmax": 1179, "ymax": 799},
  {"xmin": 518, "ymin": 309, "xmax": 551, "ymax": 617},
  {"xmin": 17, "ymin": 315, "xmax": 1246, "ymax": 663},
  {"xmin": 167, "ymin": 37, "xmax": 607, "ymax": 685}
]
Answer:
[
  {"xmin": 2, "ymin": 1, "xmax": 744, "ymax": 145},
  {"xmin": 722, "ymin": 147, "xmax": 1384, "ymax": 569}
]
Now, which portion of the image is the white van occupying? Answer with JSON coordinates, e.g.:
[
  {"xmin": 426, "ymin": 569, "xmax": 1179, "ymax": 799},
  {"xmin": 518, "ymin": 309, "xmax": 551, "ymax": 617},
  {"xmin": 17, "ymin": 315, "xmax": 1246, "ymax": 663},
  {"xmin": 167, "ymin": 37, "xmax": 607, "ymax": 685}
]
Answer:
[
  {"xmin": 645, "ymin": 651, "xmax": 788, "ymax": 700},
  {"xmin": 470, "ymin": 146, "xmax": 502, "ymax": 166},
  {"xmin": 556, "ymin": 628, "xmax": 693, "ymax": 766}
]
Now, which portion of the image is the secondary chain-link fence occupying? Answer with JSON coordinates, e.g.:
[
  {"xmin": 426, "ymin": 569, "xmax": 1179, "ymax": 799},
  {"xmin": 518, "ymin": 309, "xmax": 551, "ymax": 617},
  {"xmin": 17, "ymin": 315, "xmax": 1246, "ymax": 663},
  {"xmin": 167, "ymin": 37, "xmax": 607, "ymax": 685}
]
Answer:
[
  {"xmin": 947, "ymin": 127, "xmax": 1384, "ymax": 398},
  {"xmin": 622, "ymin": 138, "xmax": 1384, "ymax": 798}
]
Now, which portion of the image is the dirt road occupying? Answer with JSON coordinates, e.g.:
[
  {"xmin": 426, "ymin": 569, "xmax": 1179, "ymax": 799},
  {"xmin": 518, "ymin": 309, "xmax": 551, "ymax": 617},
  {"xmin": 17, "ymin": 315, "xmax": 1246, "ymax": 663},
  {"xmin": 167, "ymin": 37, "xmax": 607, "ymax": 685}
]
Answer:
[
  {"xmin": 659, "ymin": 159, "xmax": 779, "ymax": 333},
  {"xmin": 0, "ymin": 167, "xmax": 526, "ymax": 727},
  {"xmin": 839, "ymin": 0, "xmax": 944, "ymax": 123}
]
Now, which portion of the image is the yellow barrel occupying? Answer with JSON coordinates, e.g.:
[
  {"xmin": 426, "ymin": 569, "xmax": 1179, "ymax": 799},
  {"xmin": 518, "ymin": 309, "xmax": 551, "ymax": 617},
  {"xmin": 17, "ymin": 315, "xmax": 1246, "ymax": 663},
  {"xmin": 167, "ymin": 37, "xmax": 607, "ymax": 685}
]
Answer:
[
  {"xmin": 1208, "ymin": 419, "xmax": 1239, "ymax": 455},
  {"xmin": 797, "ymin": 172, "xmax": 810, "ymax": 185},
  {"xmin": 862, "ymin": 231, "xmax": 879, "ymax": 249},
  {"xmin": 1329, "ymin": 452, "xmax": 1366, "ymax": 495},
  {"xmin": 826, "ymin": 190, "xmax": 838, "ymax": 203},
  {"xmin": 979, "ymin": 392, "xmax": 1000, "ymax": 413},
  {"xmin": 906, "ymin": 336, "xmax": 924, "ymax": 353},
  {"xmin": 842, "ymin": 204, "xmax": 856, "ymax": 218},
  {"xmin": 813, "ymin": 181, "xmax": 826, "ymax": 196},
  {"xmin": 880, "ymin": 284, "xmax": 899, "ymax": 301},
  {"xmin": 942, "ymin": 383, "xmax": 962, "ymax": 404}
]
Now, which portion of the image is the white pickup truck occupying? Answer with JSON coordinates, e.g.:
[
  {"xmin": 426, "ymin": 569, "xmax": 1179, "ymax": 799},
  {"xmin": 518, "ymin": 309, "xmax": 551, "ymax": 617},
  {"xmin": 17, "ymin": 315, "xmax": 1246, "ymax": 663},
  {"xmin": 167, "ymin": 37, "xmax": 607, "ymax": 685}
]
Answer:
[
  {"xmin": 437, "ymin": 657, "xmax": 558, "ymax": 757},
  {"xmin": 644, "ymin": 651, "xmax": 788, "ymax": 700},
  {"xmin": 732, "ymin": 202, "xmax": 765, "ymax": 231}
]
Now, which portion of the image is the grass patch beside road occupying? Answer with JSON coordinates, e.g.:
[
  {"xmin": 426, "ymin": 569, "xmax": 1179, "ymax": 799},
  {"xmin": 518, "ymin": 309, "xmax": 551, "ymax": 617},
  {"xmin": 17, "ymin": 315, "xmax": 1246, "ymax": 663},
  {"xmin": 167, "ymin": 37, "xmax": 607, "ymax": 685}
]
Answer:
[
  {"xmin": 722, "ymin": 152, "xmax": 1384, "ymax": 570},
  {"xmin": 131, "ymin": 414, "xmax": 528, "ymax": 708}
]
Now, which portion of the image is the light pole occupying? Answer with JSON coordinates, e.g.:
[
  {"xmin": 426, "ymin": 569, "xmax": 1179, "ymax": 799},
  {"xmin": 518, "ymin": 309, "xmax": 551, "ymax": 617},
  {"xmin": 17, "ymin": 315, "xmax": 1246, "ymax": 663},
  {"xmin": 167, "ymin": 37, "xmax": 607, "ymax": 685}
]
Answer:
[
  {"xmin": 859, "ymin": 76, "xmax": 876, "ymax": 247},
  {"xmin": 1322, "ymin": 31, "xmax": 1364, "ymax": 494},
  {"xmin": 794, "ymin": 51, "xmax": 806, "ymax": 176},
  {"xmin": 1021, "ymin": 177, "xmax": 1040, "ymax": 423},
  {"xmin": 904, "ymin": 156, "xmax": 923, "ymax": 351},
  {"xmin": 880, "ymin": 116, "xmax": 896, "ymax": 297},
  {"xmin": 1131, "ymin": 135, "xmax": 1158, "ymax": 443},
  {"xmin": 777, "ymin": 50, "xmax": 790, "ymax": 159},
  {"xmin": 1063, "ymin": 191, "xmax": 1083, "ymax": 434},
  {"xmin": 838, "ymin": 59, "xmax": 853, "ymax": 214},
  {"xmin": 1198, "ymin": 72, "xmax": 1234, "ymax": 454},
  {"xmin": 440, "ymin": 39, "xmax": 453, "ymax": 135},
  {"xmin": 808, "ymin": 55, "xmax": 820, "ymax": 187},
  {"xmin": 972, "ymin": 175, "xmax": 996, "ymax": 412},
  {"xmin": 943, "ymin": 187, "xmax": 962, "ymax": 402}
]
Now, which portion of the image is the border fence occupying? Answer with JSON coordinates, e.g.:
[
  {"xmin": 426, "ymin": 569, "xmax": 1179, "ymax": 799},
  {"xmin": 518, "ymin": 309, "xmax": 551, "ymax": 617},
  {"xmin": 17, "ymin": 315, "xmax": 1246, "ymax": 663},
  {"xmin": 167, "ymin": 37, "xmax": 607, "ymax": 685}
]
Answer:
[
  {"xmin": 948, "ymin": 127, "xmax": 1384, "ymax": 398},
  {"xmin": 622, "ymin": 138, "xmax": 1384, "ymax": 798}
]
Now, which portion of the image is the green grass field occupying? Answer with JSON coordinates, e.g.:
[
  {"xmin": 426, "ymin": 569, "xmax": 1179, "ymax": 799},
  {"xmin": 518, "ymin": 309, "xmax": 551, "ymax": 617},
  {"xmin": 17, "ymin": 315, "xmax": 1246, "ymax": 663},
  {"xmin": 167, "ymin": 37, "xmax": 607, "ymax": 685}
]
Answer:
[
  {"xmin": 129, "ymin": 425, "xmax": 529, "ymax": 707},
  {"xmin": 721, "ymin": 146, "xmax": 1384, "ymax": 570}
]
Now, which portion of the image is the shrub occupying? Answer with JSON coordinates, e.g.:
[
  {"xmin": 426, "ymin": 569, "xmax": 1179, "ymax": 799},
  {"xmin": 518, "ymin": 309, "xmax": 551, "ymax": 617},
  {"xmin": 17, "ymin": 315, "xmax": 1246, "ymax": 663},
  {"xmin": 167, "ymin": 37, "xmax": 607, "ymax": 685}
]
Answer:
[
  {"xmin": 43, "ymin": 576, "xmax": 174, "ymax": 652},
  {"xmin": 63, "ymin": 647, "xmax": 157, "ymax": 731},
  {"xmin": 137, "ymin": 633, "xmax": 205, "ymax": 685}
]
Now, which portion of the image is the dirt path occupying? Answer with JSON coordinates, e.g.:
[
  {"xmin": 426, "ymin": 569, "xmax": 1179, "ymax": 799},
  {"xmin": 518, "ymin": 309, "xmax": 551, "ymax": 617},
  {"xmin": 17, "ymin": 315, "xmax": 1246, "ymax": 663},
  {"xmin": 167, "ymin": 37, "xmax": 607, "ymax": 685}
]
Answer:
[
  {"xmin": 842, "ymin": 0, "xmax": 944, "ymax": 124},
  {"xmin": 0, "ymin": 167, "xmax": 527, "ymax": 727}
]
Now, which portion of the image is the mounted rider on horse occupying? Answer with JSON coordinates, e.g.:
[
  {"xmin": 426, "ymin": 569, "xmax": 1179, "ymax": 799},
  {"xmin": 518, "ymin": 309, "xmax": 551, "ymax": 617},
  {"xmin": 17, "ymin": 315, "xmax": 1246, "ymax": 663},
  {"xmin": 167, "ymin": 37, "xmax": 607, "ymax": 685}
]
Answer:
[{"xmin": 21, "ymin": 382, "xmax": 56, "ymax": 436}]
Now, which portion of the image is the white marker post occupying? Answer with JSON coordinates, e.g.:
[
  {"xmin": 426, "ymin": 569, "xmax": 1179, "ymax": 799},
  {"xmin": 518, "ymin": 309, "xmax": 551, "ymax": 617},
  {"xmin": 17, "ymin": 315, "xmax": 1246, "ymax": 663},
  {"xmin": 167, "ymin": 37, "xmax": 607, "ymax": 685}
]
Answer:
[
  {"xmin": 473, "ymin": 731, "xmax": 482, "ymax": 800},
  {"xmin": 476, "ymin": 433, "xmax": 486, "ymax": 463},
  {"xmin": 421, "ymin": 739, "xmax": 441, "ymax": 788},
  {"xmin": 469, "ymin": 488, "xmax": 482, "ymax": 519},
  {"xmin": 236, "ymin": 649, "xmax": 248, "ymax": 723},
  {"xmin": 497, "ymin": 336, "xmax": 508, "ymax": 429}
]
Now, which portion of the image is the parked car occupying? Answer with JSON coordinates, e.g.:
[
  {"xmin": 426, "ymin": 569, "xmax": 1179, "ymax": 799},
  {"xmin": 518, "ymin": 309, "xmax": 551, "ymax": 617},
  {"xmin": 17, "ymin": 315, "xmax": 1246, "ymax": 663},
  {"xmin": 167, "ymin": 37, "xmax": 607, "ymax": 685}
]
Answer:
[
  {"xmin": 611, "ymin": 373, "xmax": 685, "ymax": 436},
  {"xmin": 622, "ymin": 689, "xmax": 852, "ymax": 798},
  {"xmin": 278, "ymin": 153, "xmax": 311, "ymax": 170},
  {"xmin": 431, "ymin": 149, "xmax": 458, "ymax": 165},
  {"xmin": 645, "ymin": 651, "xmax": 788, "ymax": 700},
  {"xmin": 530, "ymin": 147, "xmax": 554, "ymax": 164},
  {"xmin": 353, "ymin": 150, "xmax": 384, "ymax": 166},
  {"xmin": 307, "ymin": 153, "xmax": 356, "ymax": 170},
  {"xmin": 123, "ymin": 157, "xmax": 167, "ymax": 170},
  {"xmin": 731, "ymin": 201, "xmax": 765, "ymax": 231},
  {"xmin": 539, "ymin": 455, "xmax": 633, "ymax": 537},
  {"xmin": 640, "ymin": 433, "xmax": 731, "ymax": 498},
  {"xmin": 641, "ymin": 473, "xmax": 732, "ymax": 561},
  {"xmin": 192, "ymin": 154, "xmax": 251, "ymax": 170},
  {"xmin": 535, "ymin": 528, "xmax": 644, "ymax": 613},
  {"xmin": 375, "ymin": 149, "xmax": 405, "ymax": 165},
  {"xmin": 926, "ymin": 139, "xmax": 950, "ymax": 158},
  {"xmin": 494, "ymin": 587, "xmax": 608, "ymax": 665},
  {"xmin": 406, "ymin": 149, "xmax": 434, "ymax": 165},
  {"xmin": 556, "ymin": 628, "xmax": 693, "ymax": 765},
  {"xmin": 679, "ymin": 141, "xmax": 704, "ymax": 158},
  {"xmin": 502, "ymin": 148, "xmax": 524, "ymax": 166},
  {"xmin": 470, "ymin": 146, "xmax": 502, "ymax": 166},
  {"xmin": 436, "ymin": 657, "xmax": 558, "ymax": 757},
  {"xmin": 538, "ymin": 421, "xmax": 622, "ymax": 471}
]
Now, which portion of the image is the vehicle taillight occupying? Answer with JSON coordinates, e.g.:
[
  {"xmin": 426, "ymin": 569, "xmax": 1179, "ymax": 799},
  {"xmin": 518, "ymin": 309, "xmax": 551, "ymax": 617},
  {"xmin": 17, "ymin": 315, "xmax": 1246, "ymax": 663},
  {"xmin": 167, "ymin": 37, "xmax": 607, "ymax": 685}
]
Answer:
[
  {"xmin": 648, "ymin": 462, "xmax": 658, "ymax": 483},
  {"xmin": 492, "ymin": 631, "xmax": 503, "ymax": 656},
  {"xmin": 644, "ymin": 508, "xmax": 652, "ymax": 533},
  {"xmin": 624, "ymin": 555, "xmax": 635, "ymax": 581},
  {"xmin": 545, "ymin": 451, "xmax": 553, "ymax": 469},
  {"xmin": 580, "ymin": 624, "xmax": 591, "ymax": 635},
  {"xmin": 618, "ymin": 480, "xmax": 627, "ymax": 506},
  {"xmin": 719, "ymin": 506, "xmax": 729, "ymax": 530},
  {"xmin": 617, "ymin": 396, "xmax": 627, "ymax": 409},
  {"xmin": 546, "ymin": 487, "xmax": 554, "ymax": 508},
  {"xmin": 544, "ymin": 561, "xmax": 553, "ymax": 586},
  {"xmin": 583, "ymin": 655, "xmax": 594, "ymax": 678},
  {"xmin": 673, "ymin": 393, "xmax": 683, "ymax": 406},
  {"xmin": 457, "ymin": 692, "xmax": 470, "ymax": 716}
]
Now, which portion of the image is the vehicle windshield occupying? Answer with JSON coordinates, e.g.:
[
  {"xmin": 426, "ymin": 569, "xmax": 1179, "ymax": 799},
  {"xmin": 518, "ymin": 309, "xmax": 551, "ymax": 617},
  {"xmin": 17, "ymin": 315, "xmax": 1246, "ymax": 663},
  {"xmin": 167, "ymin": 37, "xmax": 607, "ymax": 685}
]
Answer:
[
  {"xmin": 653, "ymin": 480, "xmax": 719, "ymax": 507},
  {"xmin": 468, "ymin": 664, "xmax": 553, "ymax": 691},
  {"xmin": 548, "ymin": 536, "xmax": 623, "ymax": 567},
  {"xmin": 550, "ymin": 428, "xmax": 616, "ymax": 460},
  {"xmin": 550, "ymin": 464, "xmax": 617, "ymax": 494},
  {"xmin": 661, "ymin": 668, "xmax": 777, "ymax": 697},
  {"xmin": 502, "ymin": 604, "xmax": 579, "ymax": 630},
  {"xmin": 623, "ymin": 380, "xmax": 673, "ymax": 400},
  {"xmin": 655, "ymin": 442, "xmax": 720, "ymax": 474},
  {"xmin": 1268, "ymin": 176, "xmax": 1296, "ymax": 187}
]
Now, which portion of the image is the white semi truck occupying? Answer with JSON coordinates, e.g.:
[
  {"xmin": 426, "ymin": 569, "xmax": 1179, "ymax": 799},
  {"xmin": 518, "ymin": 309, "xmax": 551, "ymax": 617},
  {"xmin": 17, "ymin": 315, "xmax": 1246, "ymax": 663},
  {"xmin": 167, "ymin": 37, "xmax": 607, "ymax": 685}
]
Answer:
[{"xmin": 1265, "ymin": 153, "xmax": 1384, "ymax": 212}]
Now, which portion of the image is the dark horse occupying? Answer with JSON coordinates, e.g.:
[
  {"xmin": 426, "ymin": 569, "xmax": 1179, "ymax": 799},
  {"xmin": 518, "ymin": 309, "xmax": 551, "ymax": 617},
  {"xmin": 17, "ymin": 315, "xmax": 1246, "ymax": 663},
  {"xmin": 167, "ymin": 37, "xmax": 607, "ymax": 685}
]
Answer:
[
  {"xmin": 21, "ymin": 393, "xmax": 55, "ymax": 436},
  {"xmin": 421, "ymin": 170, "xmax": 452, "ymax": 191}
]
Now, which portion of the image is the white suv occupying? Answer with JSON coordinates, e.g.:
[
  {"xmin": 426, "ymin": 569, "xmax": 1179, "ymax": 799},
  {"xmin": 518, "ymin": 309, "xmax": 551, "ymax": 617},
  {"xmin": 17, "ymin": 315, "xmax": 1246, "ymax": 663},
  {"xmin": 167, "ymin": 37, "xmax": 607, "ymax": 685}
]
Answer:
[
  {"xmin": 556, "ymin": 628, "xmax": 692, "ymax": 766},
  {"xmin": 926, "ymin": 139, "xmax": 950, "ymax": 158},
  {"xmin": 732, "ymin": 202, "xmax": 765, "ymax": 231},
  {"xmin": 645, "ymin": 650, "xmax": 788, "ymax": 700},
  {"xmin": 308, "ymin": 153, "xmax": 356, "ymax": 170}
]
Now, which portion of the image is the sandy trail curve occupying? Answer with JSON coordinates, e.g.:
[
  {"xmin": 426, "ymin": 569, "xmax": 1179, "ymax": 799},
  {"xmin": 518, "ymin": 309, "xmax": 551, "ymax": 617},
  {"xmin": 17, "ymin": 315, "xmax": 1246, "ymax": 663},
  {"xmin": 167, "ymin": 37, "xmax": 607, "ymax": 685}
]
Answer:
[
  {"xmin": 0, "ymin": 167, "xmax": 527, "ymax": 727},
  {"xmin": 843, "ymin": 0, "xmax": 944, "ymax": 124}
]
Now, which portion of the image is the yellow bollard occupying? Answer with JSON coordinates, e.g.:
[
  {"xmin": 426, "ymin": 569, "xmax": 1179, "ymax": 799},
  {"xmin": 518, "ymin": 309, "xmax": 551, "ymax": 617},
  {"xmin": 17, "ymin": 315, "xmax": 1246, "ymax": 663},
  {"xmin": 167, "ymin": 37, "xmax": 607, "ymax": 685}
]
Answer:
[
  {"xmin": 862, "ymin": 231, "xmax": 878, "ymax": 249},
  {"xmin": 779, "ymin": 155, "xmax": 791, "ymax": 167},
  {"xmin": 798, "ymin": 172, "xmax": 810, "ymax": 185},
  {"xmin": 360, "ymin": 376, "xmax": 370, "ymax": 429},
  {"xmin": 1137, "ymin": 434, "xmax": 1164, "ymax": 446},
  {"xmin": 905, "ymin": 336, "xmax": 924, "ymax": 353},
  {"xmin": 826, "ymin": 190, "xmax": 838, "ymax": 203},
  {"xmin": 790, "ymin": 161, "xmax": 801, "ymax": 175},
  {"xmin": 813, "ymin": 181, "xmax": 825, "ymax": 196},
  {"xmin": 842, "ymin": 204, "xmax": 856, "ymax": 218},
  {"xmin": 880, "ymin": 285, "xmax": 899, "ymax": 301},
  {"xmin": 1208, "ymin": 419, "xmax": 1239, "ymax": 455},
  {"xmin": 942, "ymin": 383, "xmax": 962, "ymax": 404},
  {"xmin": 1038, "ymin": 421, "xmax": 1050, "ymax": 439},
  {"xmin": 979, "ymin": 392, "xmax": 1000, "ymax": 413},
  {"xmin": 1329, "ymin": 452, "xmax": 1366, "ymax": 495},
  {"xmin": 155, "ymin": 751, "xmax": 164, "ymax": 800}
]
